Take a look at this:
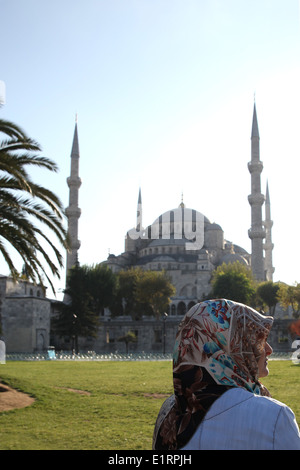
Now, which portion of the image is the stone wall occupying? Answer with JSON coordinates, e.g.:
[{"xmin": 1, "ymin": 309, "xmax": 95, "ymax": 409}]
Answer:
[
  {"xmin": 2, "ymin": 296, "xmax": 51, "ymax": 353},
  {"xmin": 53, "ymin": 316, "xmax": 296, "ymax": 355}
]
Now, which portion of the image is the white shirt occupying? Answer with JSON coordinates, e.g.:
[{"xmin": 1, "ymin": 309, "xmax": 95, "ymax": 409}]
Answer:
[{"xmin": 181, "ymin": 388, "xmax": 300, "ymax": 450}]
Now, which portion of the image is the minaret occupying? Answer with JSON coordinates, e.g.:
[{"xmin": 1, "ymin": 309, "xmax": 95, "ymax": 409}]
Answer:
[
  {"xmin": 65, "ymin": 119, "xmax": 82, "ymax": 274},
  {"xmin": 136, "ymin": 187, "xmax": 142, "ymax": 232},
  {"xmin": 248, "ymin": 102, "xmax": 266, "ymax": 281},
  {"xmin": 124, "ymin": 188, "xmax": 144, "ymax": 252},
  {"xmin": 263, "ymin": 181, "xmax": 274, "ymax": 281}
]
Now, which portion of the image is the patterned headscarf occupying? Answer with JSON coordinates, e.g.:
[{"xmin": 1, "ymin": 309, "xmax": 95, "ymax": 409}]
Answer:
[{"xmin": 153, "ymin": 299, "xmax": 273, "ymax": 450}]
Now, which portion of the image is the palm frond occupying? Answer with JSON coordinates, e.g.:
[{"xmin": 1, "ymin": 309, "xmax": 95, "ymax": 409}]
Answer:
[
  {"xmin": 0, "ymin": 119, "xmax": 28, "ymax": 140},
  {"xmin": 0, "ymin": 117, "xmax": 67, "ymax": 294}
]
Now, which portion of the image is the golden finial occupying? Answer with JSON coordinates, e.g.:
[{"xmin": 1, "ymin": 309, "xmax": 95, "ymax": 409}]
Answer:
[{"xmin": 179, "ymin": 192, "xmax": 185, "ymax": 208}]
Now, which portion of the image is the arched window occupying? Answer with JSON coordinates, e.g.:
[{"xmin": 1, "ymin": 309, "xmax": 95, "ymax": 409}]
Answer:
[{"xmin": 177, "ymin": 302, "xmax": 186, "ymax": 316}]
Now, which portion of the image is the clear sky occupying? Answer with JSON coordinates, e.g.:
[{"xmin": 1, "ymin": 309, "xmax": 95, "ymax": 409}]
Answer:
[{"xmin": 1, "ymin": 0, "xmax": 300, "ymax": 299}]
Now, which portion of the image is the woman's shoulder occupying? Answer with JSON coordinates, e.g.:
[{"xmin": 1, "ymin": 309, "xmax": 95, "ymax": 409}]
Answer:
[
  {"xmin": 249, "ymin": 389, "xmax": 293, "ymax": 413},
  {"xmin": 185, "ymin": 389, "xmax": 300, "ymax": 450},
  {"xmin": 205, "ymin": 387, "xmax": 289, "ymax": 419}
]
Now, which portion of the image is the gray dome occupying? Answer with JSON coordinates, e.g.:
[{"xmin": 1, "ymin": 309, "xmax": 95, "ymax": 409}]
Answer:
[
  {"xmin": 206, "ymin": 222, "xmax": 223, "ymax": 231},
  {"xmin": 220, "ymin": 253, "xmax": 249, "ymax": 266}
]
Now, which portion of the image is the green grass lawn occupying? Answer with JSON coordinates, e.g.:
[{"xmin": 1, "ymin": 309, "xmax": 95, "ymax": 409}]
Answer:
[{"xmin": 0, "ymin": 360, "xmax": 299, "ymax": 450}]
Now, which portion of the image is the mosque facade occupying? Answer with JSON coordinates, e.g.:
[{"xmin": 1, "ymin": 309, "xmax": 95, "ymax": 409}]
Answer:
[
  {"xmin": 91, "ymin": 103, "xmax": 274, "ymax": 316},
  {"xmin": 105, "ymin": 193, "xmax": 252, "ymax": 316},
  {"xmin": 66, "ymin": 104, "xmax": 274, "ymax": 319}
]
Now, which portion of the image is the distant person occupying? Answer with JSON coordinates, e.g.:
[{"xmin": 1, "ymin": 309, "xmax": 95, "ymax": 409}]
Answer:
[{"xmin": 153, "ymin": 299, "xmax": 300, "ymax": 450}]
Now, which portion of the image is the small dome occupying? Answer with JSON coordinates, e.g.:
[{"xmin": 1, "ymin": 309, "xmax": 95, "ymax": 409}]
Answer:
[
  {"xmin": 206, "ymin": 222, "xmax": 222, "ymax": 231},
  {"xmin": 220, "ymin": 253, "xmax": 249, "ymax": 266}
]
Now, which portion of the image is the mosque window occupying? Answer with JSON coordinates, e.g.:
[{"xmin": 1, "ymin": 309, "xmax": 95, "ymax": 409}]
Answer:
[
  {"xmin": 177, "ymin": 302, "xmax": 187, "ymax": 316},
  {"xmin": 154, "ymin": 330, "xmax": 162, "ymax": 343}
]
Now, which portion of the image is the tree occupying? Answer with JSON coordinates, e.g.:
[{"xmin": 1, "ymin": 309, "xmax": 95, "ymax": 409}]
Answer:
[
  {"xmin": 117, "ymin": 330, "xmax": 137, "ymax": 353},
  {"xmin": 52, "ymin": 264, "xmax": 99, "ymax": 353},
  {"xmin": 110, "ymin": 268, "xmax": 176, "ymax": 320},
  {"xmin": 0, "ymin": 118, "xmax": 68, "ymax": 293},
  {"xmin": 277, "ymin": 283, "xmax": 300, "ymax": 318},
  {"xmin": 256, "ymin": 281, "xmax": 280, "ymax": 315},
  {"xmin": 211, "ymin": 262, "xmax": 255, "ymax": 305},
  {"xmin": 52, "ymin": 264, "xmax": 117, "ymax": 352},
  {"xmin": 87, "ymin": 263, "xmax": 117, "ymax": 315},
  {"xmin": 110, "ymin": 268, "xmax": 142, "ymax": 319},
  {"xmin": 135, "ymin": 270, "xmax": 176, "ymax": 320}
]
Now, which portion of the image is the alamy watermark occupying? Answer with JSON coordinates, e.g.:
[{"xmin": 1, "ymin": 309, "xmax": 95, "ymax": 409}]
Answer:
[
  {"xmin": 291, "ymin": 339, "xmax": 300, "ymax": 365},
  {"xmin": 127, "ymin": 207, "xmax": 204, "ymax": 251}
]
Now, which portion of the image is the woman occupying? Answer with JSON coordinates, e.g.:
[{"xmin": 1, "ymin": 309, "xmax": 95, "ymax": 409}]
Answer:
[{"xmin": 153, "ymin": 299, "xmax": 300, "ymax": 450}]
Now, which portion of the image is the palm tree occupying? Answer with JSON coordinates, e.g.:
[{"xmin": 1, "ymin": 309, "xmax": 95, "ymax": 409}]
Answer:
[{"xmin": 0, "ymin": 118, "xmax": 68, "ymax": 294}]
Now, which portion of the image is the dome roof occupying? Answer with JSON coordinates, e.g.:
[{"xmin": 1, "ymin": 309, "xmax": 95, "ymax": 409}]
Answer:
[
  {"xmin": 206, "ymin": 222, "xmax": 223, "ymax": 231},
  {"xmin": 148, "ymin": 238, "xmax": 190, "ymax": 247},
  {"xmin": 150, "ymin": 206, "xmax": 210, "ymax": 227},
  {"xmin": 146, "ymin": 206, "xmax": 210, "ymax": 242},
  {"xmin": 220, "ymin": 253, "xmax": 249, "ymax": 266},
  {"xmin": 231, "ymin": 243, "xmax": 249, "ymax": 255}
]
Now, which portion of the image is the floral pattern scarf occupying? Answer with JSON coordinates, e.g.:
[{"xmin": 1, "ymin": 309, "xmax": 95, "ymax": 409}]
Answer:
[{"xmin": 153, "ymin": 299, "xmax": 273, "ymax": 450}]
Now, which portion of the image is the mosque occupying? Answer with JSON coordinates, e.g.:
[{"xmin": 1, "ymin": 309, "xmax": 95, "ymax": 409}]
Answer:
[
  {"xmin": 66, "ymin": 102, "xmax": 274, "ymax": 317},
  {"xmin": 3, "ymin": 103, "xmax": 291, "ymax": 355},
  {"xmin": 106, "ymin": 193, "xmax": 252, "ymax": 316}
]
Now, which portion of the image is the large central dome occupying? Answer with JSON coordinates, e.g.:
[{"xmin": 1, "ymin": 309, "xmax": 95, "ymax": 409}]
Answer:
[
  {"xmin": 106, "ymin": 193, "xmax": 251, "ymax": 315},
  {"xmin": 148, "ymin": 205, "xmax": 210, "ymax": 243}
]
